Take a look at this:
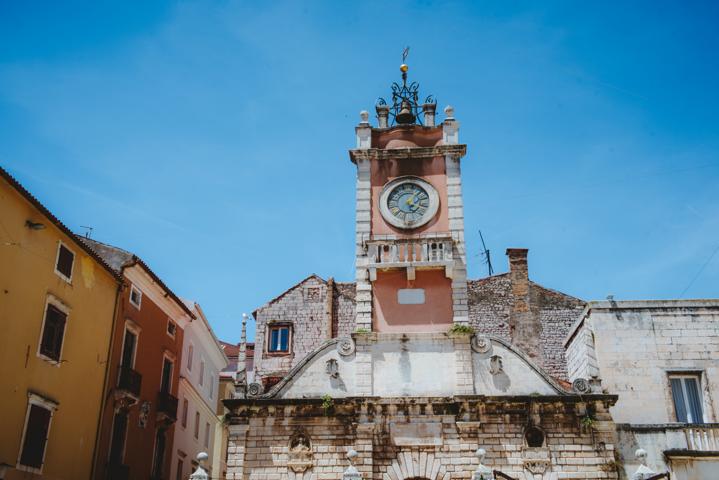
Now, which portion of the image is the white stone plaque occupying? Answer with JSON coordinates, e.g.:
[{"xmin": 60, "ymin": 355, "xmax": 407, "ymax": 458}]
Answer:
[
  {"xmin": 397, "ymin": 288, "xmax": 425, "ymax": 305},
  {"xmin": 390, "ymin": 422, "xmax": 443, "ymax": 446}
]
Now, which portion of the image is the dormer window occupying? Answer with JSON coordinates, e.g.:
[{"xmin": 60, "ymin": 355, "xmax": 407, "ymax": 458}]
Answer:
[
  {"xmin": 267, "ymin": 325, "xmax": 291, "ymax": 354},
  {"xmin": 129, "ymin": 285, "xmax": 142, "ymax": 309},
  {"xmin": 54, "ymin": 241, "xmax": 74, "ymax": 282}
]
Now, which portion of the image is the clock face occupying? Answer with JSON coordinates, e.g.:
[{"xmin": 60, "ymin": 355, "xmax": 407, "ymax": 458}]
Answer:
[
  {"xmin": 379, "ymin": 177, "xmax": 440, "ymax": 229},
  {"xmin": 387, "ymin": 183, "xmax": 430, "ymax": 224}
]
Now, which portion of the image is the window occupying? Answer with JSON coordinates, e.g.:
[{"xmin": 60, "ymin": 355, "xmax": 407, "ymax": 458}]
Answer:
[
  {"xmin": 176, "ymin": 459, "xmax": 184, "ymax": 480},
  {"xmin": 187, "ymin": 344, "xmax": 193, "ymax": 371},
  {"xmin": 151, "ymin": 429, "xmax": 167, "ymax": 479},
  {"xmin": 129, "ymin": 285, "xmax": 142, "ymax": 309},
  {"xmin": 38, "ymin": 298, "xmax": 69, "ymax": 363},
  {"xmin": 670, "ymin": 374, "xmax": 704, "ymax": 423},
  {"xmin": 199, "ymin": 360, "xmax": 205, "ymax": 386},
  {"xmin": 194, "ymin": 412, "xmax": 200, "ymax": 439},
  {"xmin": 108, "ymin": 411, "xmax": 128, "ymax": 465},
  {"xmin": 54, "ymin": 241, "xmax": 74, "ymax": 282},
  {"xmin": 161, "ymin": 356, "xmax": 174, "ymax": 393},
  {"xmin": 181, "ymin": 398, "xmax": 188, "ymax": 428},
  {"xmin": 120, "ymin": 328, "xmax": 138, "ymax": 369},
  {"xmin": 18, "ymin": 394, "xmax": 57, "ymax": 473},
  {"xmin": 524, "ymin": 426, "xmax": 545, "ymax": 447},
  {"xmin": 268, "ymin": 325, "xmax": 290, "ymax": 353},
  {"xmin": 167, "ymin": 319, "xmax": 176, "ymax": 338},
  {"xmin": 204, "ymin": 422, "xmax": 210, "ymax": 448}
]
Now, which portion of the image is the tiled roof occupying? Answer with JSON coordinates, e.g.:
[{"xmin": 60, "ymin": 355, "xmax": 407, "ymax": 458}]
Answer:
[
  {"xmin": 81, "ymin": 237, "xmax": 196, "ymax": 319},
  {"xmin": 1, "ymin": 166, "xmax": 123, "ymax": 282}
]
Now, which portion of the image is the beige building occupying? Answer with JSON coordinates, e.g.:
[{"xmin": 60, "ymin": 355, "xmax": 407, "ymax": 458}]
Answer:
[
  {"xmin": 566, "ymin": 300, "xmax": 719, "ymax": 479},
  {"xmin": 0, "ymin": 167, "xmax": 121, "ymax": 479}
]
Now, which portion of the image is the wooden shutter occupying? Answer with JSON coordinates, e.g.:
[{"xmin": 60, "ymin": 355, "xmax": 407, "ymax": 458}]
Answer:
[
  {"xmin": 40, "ymin": 304, "xmax": 67, "ymax": 361},
  {"xmin": 56, "ymin": 244, "xmax": 74, "ymax": 278},
  {"xmin": 20, "ymin": 404, "xmax": 52, "ymax": 468}
]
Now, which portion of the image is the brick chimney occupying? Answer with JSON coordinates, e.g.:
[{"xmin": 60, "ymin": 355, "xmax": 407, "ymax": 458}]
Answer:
[{"xmin": 506, "ymin": 249, "xmax": 542, "ymax": 363}]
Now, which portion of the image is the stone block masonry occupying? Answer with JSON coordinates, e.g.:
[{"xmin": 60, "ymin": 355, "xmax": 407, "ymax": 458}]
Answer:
[{"xmin": 224, "ymin": 397, "xmax": 619, "ymax": 480}]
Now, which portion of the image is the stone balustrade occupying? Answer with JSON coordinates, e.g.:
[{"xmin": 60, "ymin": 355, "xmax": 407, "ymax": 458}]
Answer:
[
  {"xmin": 364, "ymin": 233, "xmax": 456, "ymax": 280},
  {"xmin": 685, "ymin": 425, "xmax": 719, "ymax": 451}
]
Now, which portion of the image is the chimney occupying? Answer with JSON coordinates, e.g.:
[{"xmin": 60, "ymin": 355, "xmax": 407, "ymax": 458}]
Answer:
[{"xmin": 505, "ymin": 249, "xmax": 542, "ymax": 363}]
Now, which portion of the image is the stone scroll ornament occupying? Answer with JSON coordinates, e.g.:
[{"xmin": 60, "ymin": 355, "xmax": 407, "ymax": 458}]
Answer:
[
  {"xmin": 572, "ymin": 377, "xmax": 591, "ymax": 394},
  {"xmin": 247, "ymin": 382, "xmax": 263, "ymax": 397},
  {"xmin": 471, "ymin": 335, "xmax": 492, "ymax": 354},
  {"xmin": 337, "ymin": 336, "xmax": 356, "ymax": 356}
]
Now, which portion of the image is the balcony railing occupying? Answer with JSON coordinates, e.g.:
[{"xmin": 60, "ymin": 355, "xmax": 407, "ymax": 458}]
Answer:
[
  {"xmin": 156, "ymin": 391, "xmax": 178, "ymax": 423},
  {"xmin": 116, "ymin": 365, "xmax": 142, "ymax": 399},
  {"xmin": 106, "ymin": 463, "xmax": 130, "ymax": 480},
  {"xmin": 364, "ymin": 233, "xmax": 455, "ymax": 280},
  {"xmin": 685, "ymin": 425, "xmax": 719, "ymax": 451}
]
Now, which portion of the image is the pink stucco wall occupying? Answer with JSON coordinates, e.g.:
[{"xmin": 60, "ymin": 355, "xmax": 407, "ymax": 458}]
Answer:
[{"xmin": 373, "ymin": 269, "xmax": 453, "ymax": 332}]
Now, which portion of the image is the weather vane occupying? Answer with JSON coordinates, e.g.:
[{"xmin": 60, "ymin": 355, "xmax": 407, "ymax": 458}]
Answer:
[{"xmin": 376, "ymin": 46, "xmax": 435, "ymax": 126}]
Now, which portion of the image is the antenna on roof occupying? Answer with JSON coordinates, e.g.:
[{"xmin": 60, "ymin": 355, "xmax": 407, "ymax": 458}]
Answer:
[
  {"xmin": 478, "ymin": 230, "xmax": 494, "ymax": 277},
  {"xmin": 80, "ymin": 226, "xmax": 93, "ymax": 239}
]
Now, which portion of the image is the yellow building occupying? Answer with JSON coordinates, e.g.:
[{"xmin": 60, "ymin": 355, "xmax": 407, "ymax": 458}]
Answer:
[{"xmin": 0, "ymin": 167, "xmax": 121, "ymax": 480}]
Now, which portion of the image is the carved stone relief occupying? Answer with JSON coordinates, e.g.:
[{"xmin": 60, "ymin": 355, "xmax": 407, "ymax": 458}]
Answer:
[{"xmin": 287, "ymin": 430, "xmax": 314, "ymax": 473}]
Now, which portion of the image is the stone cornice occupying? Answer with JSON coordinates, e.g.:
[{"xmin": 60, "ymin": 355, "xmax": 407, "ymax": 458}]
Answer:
[{"xmin": 349, "ymin": 145, "xmax": 467, "ymax": 164}]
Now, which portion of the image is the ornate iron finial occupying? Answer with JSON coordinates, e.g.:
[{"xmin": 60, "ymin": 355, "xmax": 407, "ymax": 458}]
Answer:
[{"xmin": 376, "ymin": 47, "xmax": 436, "ymax": 126}]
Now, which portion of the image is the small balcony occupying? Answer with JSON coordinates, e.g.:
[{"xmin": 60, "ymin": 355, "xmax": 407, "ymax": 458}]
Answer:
[
  {"xmin": 364, "ymin": 233, "xmax": 455, "ymax": 281},
  {"xmin": 106, "ymin": 462, "xmax": 130, "ymax": 480},
  {"xmin": 683, "ymin": 425, "xmax": 719, "ymax": 451},
  {"xmin": 156, "ymin": 391, "xmax": 178, "ymax": 425},
  {"xmin": 116, "ymin": 365, "xmax": 142, "ymax": 400}
]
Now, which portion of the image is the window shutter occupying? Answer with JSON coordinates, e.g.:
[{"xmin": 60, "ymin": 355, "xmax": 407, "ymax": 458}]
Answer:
[
  {"xmin": 40, "ymin": 305, "xmax": 66, "ymax": 361},
  {"xmin": 685, "ymin": 378, "xmax": 704, "ymax": 423},
  {"xmin": 671, "ymin": 378, "xmax": 688, "ymax": 422},
  {"xmin": 56, "ymin": 244, "xmax": 74, "ymax": 278},
  {"xmin": 20, "ymin": 405, "xmax": 52, "ymax": 468}
]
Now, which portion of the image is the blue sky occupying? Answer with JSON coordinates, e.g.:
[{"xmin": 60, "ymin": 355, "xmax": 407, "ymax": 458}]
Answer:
[{"xmin": 2, "ymin": 1, "xmax": 718, "ymax": 343}]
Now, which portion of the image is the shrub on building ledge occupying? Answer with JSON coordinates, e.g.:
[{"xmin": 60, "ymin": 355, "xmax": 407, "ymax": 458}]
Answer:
[{"xmin": 448, "ymin": 324, "xmax": 475, "ymax": 335}]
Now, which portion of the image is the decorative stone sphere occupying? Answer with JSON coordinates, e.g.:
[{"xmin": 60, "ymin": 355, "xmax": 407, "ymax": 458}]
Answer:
[
  {"xmin": 400, "ymin": 64, "xmax": 409, "ymax": 73},
  {"xmin": 347, "ymin": 449, "xmax": 358, "ymax": 460},
  {"xmin": 444, "ymin": 105, "xmax": 455, "ymax": 118},
  {"xmin": 360, "ymin": 111, "xmax": 369, "ymax": 123},
  {"xmin": 197, "ymin": 452, "xmax": 209, "ymax": 462},
  {"xmin": 635, "ymin": 448, "xmax": 647, "ymax": 461},
  {"xmin": 475, "ymin": 448, "xmax": 486, "ymax": 461}
]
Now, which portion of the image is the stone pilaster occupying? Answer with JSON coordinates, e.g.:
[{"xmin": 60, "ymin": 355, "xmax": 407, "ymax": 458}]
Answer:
[
  {"xmin": 355, "ymin": 155, "xmax": 373, "ymax": 331},
  {"xmin": 354, "ymin": 422, "xmax": 376, "ymax": 478},
  {"xmin": 453, "ymin": 335, "xmax": 474, "ymax": 395},
  {"xmin": 226, "ymin": 423, "xmax": 249, "ymax": 480},
  {"xmin": 445, "ymin": 153, "xmax": 469, "ymax": 326},
  {"xmin": 354, "ymin": 334, "xmax": 373, "ymax": 396}
]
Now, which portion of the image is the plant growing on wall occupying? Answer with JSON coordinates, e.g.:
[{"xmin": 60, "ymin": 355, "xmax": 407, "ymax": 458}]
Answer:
[
  {"xmin": 448, "ymin": 324, "xmax": 475, "ymax": 335},
  {"xmin": 354, "ymin": 327, "xmax": 370, "ymax": 334},
  {"xmin": 321, "ymin": 394, "xmax": 334, "ymax": 416}
]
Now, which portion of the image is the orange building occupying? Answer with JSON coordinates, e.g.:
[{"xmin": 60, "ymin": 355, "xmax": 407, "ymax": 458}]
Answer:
[{"xmin": 83, "ymin": 239, "xmax": 194, "ymax": 480}]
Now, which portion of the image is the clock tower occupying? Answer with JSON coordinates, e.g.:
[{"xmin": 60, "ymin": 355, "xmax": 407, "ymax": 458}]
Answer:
[{"xmin": 350, "ymin": 64, "xmax": 469, "ymax": 332}]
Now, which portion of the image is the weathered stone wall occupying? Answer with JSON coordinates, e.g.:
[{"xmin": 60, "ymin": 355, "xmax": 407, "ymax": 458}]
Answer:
[
  {"xmin": 254, "ymin": 277, "xmax": 356, "ymax": 382},
  {"xmin": 225, "ymin": 398, "xmax": 619, "ymax": 480},
  {"xmin": 468, "ymin": 275, "xmax": 585, "ymax": 380}
]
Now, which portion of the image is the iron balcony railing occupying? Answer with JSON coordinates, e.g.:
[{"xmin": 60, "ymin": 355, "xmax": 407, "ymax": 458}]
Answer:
[
  {"xmin": 157, "ymin": 391, "xmax": 178, "ymax": 421},
  {"xmin": 116, "ymin": 365, "xmax": 142, "ymax": 399}
]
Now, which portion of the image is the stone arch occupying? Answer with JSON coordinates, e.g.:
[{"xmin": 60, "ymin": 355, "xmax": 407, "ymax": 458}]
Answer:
[{"xmin": 381, "ymin": 452, "xmax": 449, "ymax": 480}]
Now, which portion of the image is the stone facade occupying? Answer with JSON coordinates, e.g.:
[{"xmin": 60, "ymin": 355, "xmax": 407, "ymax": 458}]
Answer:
[
  {"xmin": 225, "ymin": 397, "xmax": 619, "ymax": 480},
  {"xmin": 565, "ymin": 300, "xmax": 719, "ymax": 479}
]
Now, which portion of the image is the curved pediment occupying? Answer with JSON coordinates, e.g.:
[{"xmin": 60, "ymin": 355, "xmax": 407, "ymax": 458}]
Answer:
[{"xmin": 251, "ymin": 333, "xmax": 571, "ymax": 399}]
